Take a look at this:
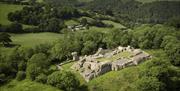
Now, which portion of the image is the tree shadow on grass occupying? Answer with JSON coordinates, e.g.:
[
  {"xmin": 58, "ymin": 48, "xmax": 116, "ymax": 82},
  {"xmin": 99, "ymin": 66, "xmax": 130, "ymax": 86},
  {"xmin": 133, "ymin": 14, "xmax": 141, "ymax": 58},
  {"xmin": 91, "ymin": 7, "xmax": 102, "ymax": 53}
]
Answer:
[
  {"xmin": 0, "ymin": 44, "xmax": 21, "ymax": 48},
  {"xmin": 77, "ymin": 84, "xmax": 89, "ymax": 91}
]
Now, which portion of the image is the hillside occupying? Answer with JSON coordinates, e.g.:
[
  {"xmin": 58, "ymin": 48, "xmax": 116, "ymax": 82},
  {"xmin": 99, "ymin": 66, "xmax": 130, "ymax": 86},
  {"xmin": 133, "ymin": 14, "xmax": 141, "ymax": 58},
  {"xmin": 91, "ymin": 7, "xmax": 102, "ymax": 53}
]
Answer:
[{"xmin": 85, "ymin": 0, "xmax": 180, "ymax": 26}]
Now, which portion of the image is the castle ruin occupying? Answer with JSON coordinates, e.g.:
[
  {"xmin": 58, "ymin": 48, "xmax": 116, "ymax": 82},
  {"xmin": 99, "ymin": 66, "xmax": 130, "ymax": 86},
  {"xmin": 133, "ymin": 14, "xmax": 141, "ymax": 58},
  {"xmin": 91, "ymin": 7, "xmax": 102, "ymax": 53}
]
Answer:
[{"xmin": 71, "ymin": 46, "xmax": 151, "ymax": 82}]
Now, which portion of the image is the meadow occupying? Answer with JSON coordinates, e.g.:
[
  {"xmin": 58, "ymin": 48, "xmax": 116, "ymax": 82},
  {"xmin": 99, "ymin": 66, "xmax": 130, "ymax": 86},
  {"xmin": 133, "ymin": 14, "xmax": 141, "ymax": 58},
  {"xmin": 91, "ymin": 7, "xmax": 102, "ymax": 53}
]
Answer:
[{"xmin": 11, "ymin": 33, "xmax": 62, "ymax": 47}]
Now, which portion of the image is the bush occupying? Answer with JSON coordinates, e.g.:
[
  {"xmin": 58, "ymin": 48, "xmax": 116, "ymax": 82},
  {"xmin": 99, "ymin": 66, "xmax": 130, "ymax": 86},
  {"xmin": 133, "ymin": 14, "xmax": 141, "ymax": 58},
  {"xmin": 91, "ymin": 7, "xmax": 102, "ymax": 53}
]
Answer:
[
  {"xmin": 16, "ymin": 71, "xmax": 26, "ymax": 81},
  {"xmin": 35, "ymin": 74, "xmax": 47, "ymax": 84},
  {"xmin": 26, "ymin": 53, "xmax": 49, "ymax": 80},
  {"xmin": 47, "ymin": 71, "xmax": 80, "ymax": 91},
  {"xmin": 0, "ymin": 22, "xmax": 23, "ymax": 33}
]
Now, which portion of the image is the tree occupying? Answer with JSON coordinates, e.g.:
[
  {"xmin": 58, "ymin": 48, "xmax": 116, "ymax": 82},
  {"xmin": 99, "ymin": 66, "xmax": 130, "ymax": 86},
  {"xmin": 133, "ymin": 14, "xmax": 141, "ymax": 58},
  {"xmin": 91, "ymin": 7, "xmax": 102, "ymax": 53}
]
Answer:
[
  {"xmin": 166, "ymin": 16, "xmax": 180, "ymax": 28},
  {"xmin": 8, "ymin": 22, "xmax": 23, "ymax": 33},
  {"xmin": 26, "ymin": 53, "xmax": 49, "ymax": 80},
  {"xmin": 104, "ymin": 29, "xmax": 123, "ymax": 49},
  {"xmin": 50, "ymin": 41, "xmax": 72, "ymax": 62},
  {"xmin": 39, "ymin": 18, "xmax": 64, "ymax": 32},
  {"xmin": 0, "ymin": 32, "xmax": 12, "ymax": 46},
  {"xmin": 26, "ymin": 64, "xmax": 42, "ymax": 80},
  {"xmin": 47, "ymin": 71, "xmax": 80, "ymax": 91},
  {"xmin": 81, "ymin": 41, "xmax": 97, "ymax": 55},
  {"xmin": 161, "ymin": 36, "xmax": 180, "ymax": 66},
  {"xmin": 80, "ymin": 18, "xmax": 88, "ymax": 26}
]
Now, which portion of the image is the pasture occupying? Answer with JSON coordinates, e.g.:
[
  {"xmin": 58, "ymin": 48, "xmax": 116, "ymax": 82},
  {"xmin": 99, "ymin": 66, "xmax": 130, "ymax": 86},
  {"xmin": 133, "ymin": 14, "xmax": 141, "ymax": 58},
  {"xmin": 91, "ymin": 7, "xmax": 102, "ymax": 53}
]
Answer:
[{"xmin": 11, "ymin": 33, "xmax": 62, "ymax": 47}]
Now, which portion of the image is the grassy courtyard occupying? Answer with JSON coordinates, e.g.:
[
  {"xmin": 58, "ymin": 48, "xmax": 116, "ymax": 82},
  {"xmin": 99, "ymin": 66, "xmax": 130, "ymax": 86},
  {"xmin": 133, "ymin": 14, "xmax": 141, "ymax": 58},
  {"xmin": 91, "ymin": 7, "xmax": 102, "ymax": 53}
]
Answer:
[{"xmin": 96, "ymin": 51, "xmax": 133, "ymax": 62}]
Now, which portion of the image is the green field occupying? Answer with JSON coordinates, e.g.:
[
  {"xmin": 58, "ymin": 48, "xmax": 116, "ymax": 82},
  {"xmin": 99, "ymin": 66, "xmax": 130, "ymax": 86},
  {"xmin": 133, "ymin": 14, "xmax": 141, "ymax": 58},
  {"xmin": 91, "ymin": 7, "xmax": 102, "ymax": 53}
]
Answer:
[
  {"xmin": 11, "ymin": 33, "xmax": 62, "ymax": 47},
  {"xmin": 0, "ymin": 80, "xmax": 61, "ymax": 91}
]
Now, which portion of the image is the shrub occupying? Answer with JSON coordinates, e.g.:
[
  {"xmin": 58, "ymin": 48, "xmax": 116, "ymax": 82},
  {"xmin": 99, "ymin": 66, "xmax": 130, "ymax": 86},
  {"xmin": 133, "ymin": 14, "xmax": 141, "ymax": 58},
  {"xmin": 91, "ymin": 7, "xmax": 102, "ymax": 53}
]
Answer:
[
  {"xmin": 47, "ymin": 71, "xmax": 80, "ymax": 91},
  {"xmin": 35, "ymin": 73, "xmax": 47, "ymax": 84}
]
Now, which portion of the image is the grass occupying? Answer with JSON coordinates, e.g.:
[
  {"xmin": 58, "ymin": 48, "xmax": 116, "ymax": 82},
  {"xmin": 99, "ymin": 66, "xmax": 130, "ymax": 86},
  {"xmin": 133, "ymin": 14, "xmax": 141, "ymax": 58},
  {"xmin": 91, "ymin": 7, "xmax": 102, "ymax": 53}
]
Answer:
[
  {"xmin": 87, "ymin": 49, "xmax": 167, "ymax": 91},
  {"xmin": 102, "ymin": 20, "xmax": 126, "ymax": 29},
  {"xmin": 0, "ymin": 3, "xmax": 23, "ymax": 25},
  {"xmin": 0, "ymin": 3, "xmax": 34, "ymax": 29},
  {"xmin": 0, "ymin": 32, "xmax": 62, "ymax": 55},
  {"xmin": 88, "ymin": 66, "xmax": 139, "ymax": 91},
  {"xmin": 78, "ymin": 16, "xmax": 94, "ymax": 22},
  {"xmin": 57, "ymin": 49, "xmax": 164, "ymax": 91},
  {"xmin": 65, "ymin": 20, "xmax": 79, "ymax": 26},
  {"xmin": 96, "ymin": 51, "xmax": 132, "ymax": 62},
  {"xmin": 11, "ymin": 33, "xmax": 62, "ymax": 47},
  {"xmin": 0, "ymin": 79, "xmax": 61, "ymax": 91},
  {"xmin": 61, "ymin": 61, "xmax": 76, "ymax": 71}
]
